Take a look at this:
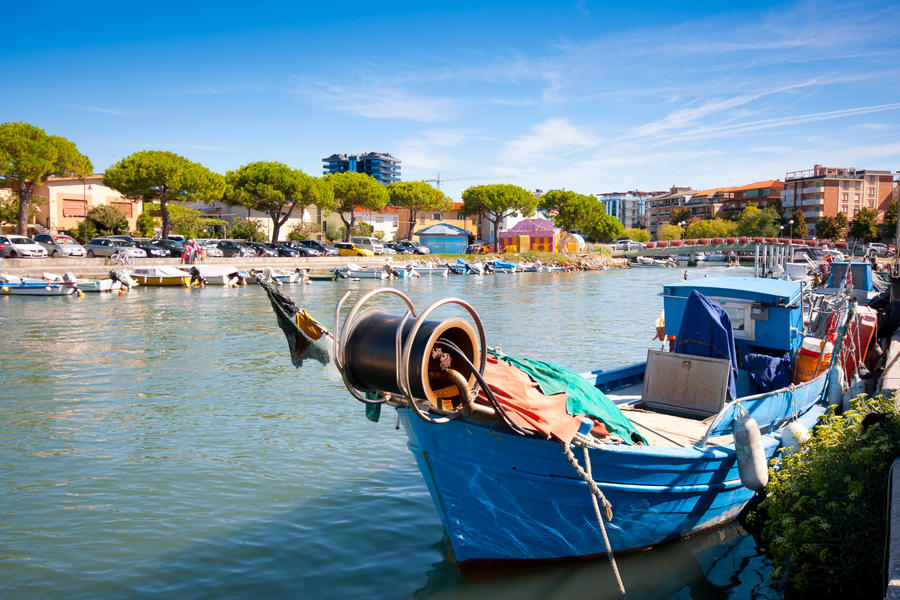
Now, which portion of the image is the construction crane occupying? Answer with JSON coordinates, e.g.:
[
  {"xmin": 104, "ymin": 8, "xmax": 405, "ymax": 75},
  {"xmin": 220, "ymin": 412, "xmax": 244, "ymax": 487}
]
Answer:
[{"xmin": 422, "ymin": 173, "xmax": 504, "ymax": 190}]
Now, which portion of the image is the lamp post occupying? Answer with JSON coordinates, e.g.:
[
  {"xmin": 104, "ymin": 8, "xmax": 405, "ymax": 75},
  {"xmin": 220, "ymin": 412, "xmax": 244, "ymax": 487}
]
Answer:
[
  {"xmin": 789, "ymin": 218, "xmax": 795, "ymax": 246},
  {"xmin": 679, "ymin": 220, "xmax": 686, "ymax": 240}
]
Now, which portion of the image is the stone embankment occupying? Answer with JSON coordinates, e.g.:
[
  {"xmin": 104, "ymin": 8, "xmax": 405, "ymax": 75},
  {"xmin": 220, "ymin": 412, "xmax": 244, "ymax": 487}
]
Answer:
[{"xmin": 0, "ymin": 253, "xmax": 626, "ymax": 279}]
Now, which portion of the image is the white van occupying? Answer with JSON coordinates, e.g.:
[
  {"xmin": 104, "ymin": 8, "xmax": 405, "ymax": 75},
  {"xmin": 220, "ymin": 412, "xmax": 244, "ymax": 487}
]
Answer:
[{"xmin": 351, "ymin": 236, "xmax": 386, "ymax": 255}]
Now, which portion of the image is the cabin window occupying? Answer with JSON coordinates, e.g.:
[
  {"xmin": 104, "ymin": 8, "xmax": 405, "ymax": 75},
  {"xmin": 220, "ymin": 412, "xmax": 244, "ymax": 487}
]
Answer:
[{"xmin": 713, "ymin": 298, "xmax": 755, "ymax": 341}]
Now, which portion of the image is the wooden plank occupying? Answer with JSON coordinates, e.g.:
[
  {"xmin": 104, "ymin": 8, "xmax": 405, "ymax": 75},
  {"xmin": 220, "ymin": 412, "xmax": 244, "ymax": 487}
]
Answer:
[{"xmin": 641, "ymin": 350, "xmax": 729, "ymax": 416}]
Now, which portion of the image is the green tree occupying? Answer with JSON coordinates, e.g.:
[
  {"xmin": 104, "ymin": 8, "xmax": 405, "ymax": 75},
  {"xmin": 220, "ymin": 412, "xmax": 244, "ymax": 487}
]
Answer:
[
  {"xmin": 685, "ymin": 218, "xmax": 738, "ymax": 239},
  {"xmin": 656, "ymin": 223, "xmax": 683, "ymax": 240},
  {"xmin": 668, "ymin": 207, "xmax": 691, "ymax": 226},
  {"xmin": 0, "ymin": 192, "xmax": 39, "ymax": 228},
  {"xmin": 135, "ymin": 210, "xmax": 157, "ymax": 237},
  {"xmin": 623, "ymin": 227, "xmax": 650, "ymax": 243},
  {"xmin": 461, "ymin": 184, "xmax": 538, "ymax": 251},
  {"xmin": 587, "ymin": 212, "xmax": 625, "ymax": 242},
  {"xmin": 225, "ymin": 162, "xmax": 334, "ymax": 243},
  {"xmin": 880, "ymin": 200, "xmax": 897, "ymax": 241},
  {"xmin": 848, "ymin": 207, "xmax": 880, "ymax": 242},
  {"xmin": 325, "ymin": 172, "xmax": 389, "ymax": 241},
  {"xmin": 815, "ymin": 214, "xmax": 847, "ymax": 240},
  {"xmin": 103, "ymin": 150, "xmax": 225, "ymax": 240},
  {"xmin": 387, "ymin": 181, "xmax": 451, "ymax": 239},
  {"xmin": 737, "ymin": 205, "xmax": 780, "ymax": 237},
  {"xmin": 0, "ymin": 122, "xmax": 93, "ymax": 234},
  {"xmin": 787, "ymin": 210, "xmax": 808, "ymax": 239},
  {"xmin": 229, "ymin": 217, "xmax": 266, "ymax": 242},
  {"xmin": 538, "ymin": 190, "xmax": 603, "ymax": 233},
  {"xmin": 86, "ymin": 205, "xmax": 127, "ymax": 236}
]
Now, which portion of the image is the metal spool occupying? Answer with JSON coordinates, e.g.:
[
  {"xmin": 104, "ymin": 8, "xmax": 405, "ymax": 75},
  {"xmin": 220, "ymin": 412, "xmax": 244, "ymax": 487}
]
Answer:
[{"xmin": 342, "ymin": 307, "xmax": 480, "ymax": 408}]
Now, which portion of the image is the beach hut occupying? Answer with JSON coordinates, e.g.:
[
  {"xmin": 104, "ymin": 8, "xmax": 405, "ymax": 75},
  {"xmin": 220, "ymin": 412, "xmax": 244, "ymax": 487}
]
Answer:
[
  {"xmin": 498, "ymin": 218, "xmax": 560, "ymax": 252},
  {"xmin": 414, "ymin": 224, "xmax": 471, "ymax": 254}
]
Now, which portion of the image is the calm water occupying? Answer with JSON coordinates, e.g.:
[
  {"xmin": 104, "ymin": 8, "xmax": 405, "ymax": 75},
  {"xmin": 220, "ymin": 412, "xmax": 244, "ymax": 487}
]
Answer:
[{"xmin": 0, "ymin": 265, "xmax": 781, "ymax": 599}]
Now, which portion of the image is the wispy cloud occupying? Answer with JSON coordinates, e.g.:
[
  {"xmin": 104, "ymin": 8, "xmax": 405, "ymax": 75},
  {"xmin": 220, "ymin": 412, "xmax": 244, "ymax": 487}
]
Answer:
[
  {"xmin": 80, "ymin": 106, "xmax": 133, "ymax": 116},
  {"xmin": 501, "ymin": 118, "xmax": 599, "ymax": 164},
  {"xmin": 288, "ymin": 76, "xmax": 456, "ymax": 122}
]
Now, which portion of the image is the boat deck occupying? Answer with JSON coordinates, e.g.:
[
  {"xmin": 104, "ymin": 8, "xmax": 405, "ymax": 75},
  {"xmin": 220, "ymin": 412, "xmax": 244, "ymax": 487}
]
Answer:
[{"xmin": 607, "ymin": 383, "xmax": 733, "ymax": 447}]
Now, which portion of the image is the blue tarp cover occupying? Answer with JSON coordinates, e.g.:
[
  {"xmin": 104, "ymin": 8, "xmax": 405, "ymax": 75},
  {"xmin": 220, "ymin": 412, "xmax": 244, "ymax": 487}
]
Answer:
[{"xmin": 674, "ymin": 290, "xmax": 738, "ymax": 400}]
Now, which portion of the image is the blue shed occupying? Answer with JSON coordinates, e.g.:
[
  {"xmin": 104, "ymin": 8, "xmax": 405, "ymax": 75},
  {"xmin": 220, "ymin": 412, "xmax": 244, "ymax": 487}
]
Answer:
[{"xmin": 414, "ymin": 224, "xmax": 471, "ymax": 254}]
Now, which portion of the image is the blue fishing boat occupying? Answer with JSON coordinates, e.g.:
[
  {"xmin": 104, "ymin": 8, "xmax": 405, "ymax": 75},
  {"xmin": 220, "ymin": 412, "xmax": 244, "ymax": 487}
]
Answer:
[{"xmin": 257, "ymin": 276, "xmax": 852, "ymax": 570}]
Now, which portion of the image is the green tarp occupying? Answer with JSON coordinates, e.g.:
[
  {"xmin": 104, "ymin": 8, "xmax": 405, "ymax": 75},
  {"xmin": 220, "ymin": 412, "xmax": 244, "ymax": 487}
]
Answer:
[{"xmin": 490, "ymin": 350, "xmax": 647, "ymax": 445}]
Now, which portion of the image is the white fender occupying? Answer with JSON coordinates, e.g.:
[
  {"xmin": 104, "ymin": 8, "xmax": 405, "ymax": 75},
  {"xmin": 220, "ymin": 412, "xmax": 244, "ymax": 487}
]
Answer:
[
  {"xmin": 827, "ymin": 366, "xmax": 845, "ymax": 408},
  {"xmin": 733, "ymin": 412, "xmax": 768, "ymax": 492},
  {"xmin": 781, "ymin": 421, "xmax": 809, "ymax": 455}
]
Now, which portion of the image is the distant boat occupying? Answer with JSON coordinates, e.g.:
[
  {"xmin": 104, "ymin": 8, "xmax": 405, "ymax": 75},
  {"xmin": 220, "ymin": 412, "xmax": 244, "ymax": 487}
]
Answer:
[
  {"xmin": 333, "ymin": 264, "xmax": 389, "ymax": 279},
  {"xmin": 487, "ymin": 259, "xmax": 518, "ymax": 273},
  {"xmin": 131, "ymin": 265, "xmax": 191, "ymax": 287},
  {"xmin": 0, "ymin": 274, "xmax": 75, "ymax": 296}
]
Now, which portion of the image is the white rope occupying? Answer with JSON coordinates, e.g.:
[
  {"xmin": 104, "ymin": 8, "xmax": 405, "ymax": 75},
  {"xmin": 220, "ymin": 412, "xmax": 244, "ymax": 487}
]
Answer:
[{"xmin": 562, "ymin": 442, "xmax": 627, "ymax": 598}]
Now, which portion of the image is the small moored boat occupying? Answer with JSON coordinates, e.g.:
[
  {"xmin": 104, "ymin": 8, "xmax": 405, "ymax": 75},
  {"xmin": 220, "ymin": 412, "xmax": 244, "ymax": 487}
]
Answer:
[{"xmin": 131, "ymin": 265, "xmax": 192, "ymax": 287}]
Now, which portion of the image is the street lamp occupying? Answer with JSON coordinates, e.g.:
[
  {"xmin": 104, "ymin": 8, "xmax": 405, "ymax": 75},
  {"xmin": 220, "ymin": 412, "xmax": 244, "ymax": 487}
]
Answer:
[
  {"xmin": 679, "ymin": 220, "xmax": 686, "ymax": 240},
  {"xmin": 789, "ymin": 219, "xmax": 795, "ymax": 246}
]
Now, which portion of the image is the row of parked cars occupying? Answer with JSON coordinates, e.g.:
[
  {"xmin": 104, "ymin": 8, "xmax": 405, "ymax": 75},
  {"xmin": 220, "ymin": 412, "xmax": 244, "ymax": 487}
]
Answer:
[{"xmin": 0, "ymin": 233, "xmax": 432, "ymax": 259}]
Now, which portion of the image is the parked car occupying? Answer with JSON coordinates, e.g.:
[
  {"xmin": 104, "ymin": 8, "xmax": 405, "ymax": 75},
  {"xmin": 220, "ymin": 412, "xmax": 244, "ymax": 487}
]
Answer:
[
  {"xmin": 351, "ymin": 236, "xmax": 385, "ymax": 255},
  {"xmin": 0, "ymin": 235, "xmax": 48, "ymax": 258},
  {"xmin": 33, "ymin": 234, "xmax": 86, "ymax": 257},
  {"xmin": 613, "ymin": 239, "xmax": 645, "ymax": 251},
  {"xmin": 397, "ymin": 240, "xmax": 431, "ymax": 255},
  {"xmin": 334, "ymin": 242, "xmax": 375, "ymax": 257},
  {"xmin": 280, "ymin": 241, "xmax": 321, "ymax": 257},
  {"xmin": 198, "ymin": 242, "xmax": 224, "ymax": 257},
  {"xmin": 261, "ymin": 242, "xmax": 299, "ymax": 257},
  {"xmin": 298, "ymin": 240, "xmax": 338, "ymax": 256},
  {"xmin": 216, "ymin": 240, "xmax": 255, "ymax": 257},
  {"xmin": 384, "ymin": 242, "xmax": 410, "ymax": 254},
  {"xmin": 134, "ymin": 240, "xmax": 170, "ymax": 258},
  {"xmin": 151, "ymin": 238, "xmax": 187, "ymax": 258},
  {"xmin": 246, "ymin": 242, "xmax": 279, "ymax": 257},
  {"xmin": 867, "ymin": 243, "xmax": 889, "ymax": 257},
  {"xmin": 84, "ymin": 237, "xmax": 147, "ymax": 258}
]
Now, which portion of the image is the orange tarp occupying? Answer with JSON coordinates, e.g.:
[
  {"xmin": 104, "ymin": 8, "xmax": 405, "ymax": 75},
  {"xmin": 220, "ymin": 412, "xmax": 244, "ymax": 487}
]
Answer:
[{"xmin": 476, "ymin": 355, "xmax": 604, "ymax": 443}]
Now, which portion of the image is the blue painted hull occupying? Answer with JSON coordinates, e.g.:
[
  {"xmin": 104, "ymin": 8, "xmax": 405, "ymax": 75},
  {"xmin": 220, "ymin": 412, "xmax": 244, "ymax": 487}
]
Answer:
[{"xmin": 398, "ymin": 374, "xmax": 827, "ymax": 566}]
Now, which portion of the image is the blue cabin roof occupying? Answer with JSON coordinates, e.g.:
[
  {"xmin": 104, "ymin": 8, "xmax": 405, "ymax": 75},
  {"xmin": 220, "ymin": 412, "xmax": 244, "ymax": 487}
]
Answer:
[{"xmin": 663, "ymin": 276, "xmax": 801, "ymax": 306}]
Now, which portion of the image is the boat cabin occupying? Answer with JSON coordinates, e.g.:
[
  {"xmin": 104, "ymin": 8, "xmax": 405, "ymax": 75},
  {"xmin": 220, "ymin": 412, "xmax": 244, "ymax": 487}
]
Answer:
[
  {"xmin": 826, "ymin": 261, "xmax": 874, "ymax": 303},
  {"xmin": 587, "ymin": 277, "xmax": 812, "ymax": 443},
  {"xmin": 662, "ymin": 276, "xmax": 802, "ymax": 354}
]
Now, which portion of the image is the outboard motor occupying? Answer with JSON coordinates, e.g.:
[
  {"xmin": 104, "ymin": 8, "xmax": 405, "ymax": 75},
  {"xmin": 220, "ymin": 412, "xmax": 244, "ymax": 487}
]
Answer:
[{"xmin": 189, "ymin": 266, "xmax": 206, "ymax": 287}]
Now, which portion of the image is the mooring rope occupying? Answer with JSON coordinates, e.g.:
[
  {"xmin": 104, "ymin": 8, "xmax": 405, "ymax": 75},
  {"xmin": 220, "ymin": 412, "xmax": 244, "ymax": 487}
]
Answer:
[{"xmin": 562, "ymin": 442, "xmax": 627, "ymax": 598}]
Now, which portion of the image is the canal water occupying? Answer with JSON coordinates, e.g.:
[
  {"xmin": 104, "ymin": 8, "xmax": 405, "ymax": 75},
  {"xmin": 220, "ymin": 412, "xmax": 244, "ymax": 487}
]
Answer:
[{"xmin": 1, "ymin": 265, "xmax": 782, "ymax": 599}]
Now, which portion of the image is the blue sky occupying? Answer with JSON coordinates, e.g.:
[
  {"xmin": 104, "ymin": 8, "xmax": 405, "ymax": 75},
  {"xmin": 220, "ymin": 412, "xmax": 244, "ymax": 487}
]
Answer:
[{"xmin": 4, "ymin": 0, "xmax": 898, "ymax": 201}]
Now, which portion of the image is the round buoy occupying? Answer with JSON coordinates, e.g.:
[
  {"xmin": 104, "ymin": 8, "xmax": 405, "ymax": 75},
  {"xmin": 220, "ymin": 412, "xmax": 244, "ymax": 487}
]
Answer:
[
  {"xmin": 1, "ymin": 286, "xmax": 8, "ymax": 292},
  {"xmin": 733, "ymin": 412, "xmax": 768, "ymax": 492}
]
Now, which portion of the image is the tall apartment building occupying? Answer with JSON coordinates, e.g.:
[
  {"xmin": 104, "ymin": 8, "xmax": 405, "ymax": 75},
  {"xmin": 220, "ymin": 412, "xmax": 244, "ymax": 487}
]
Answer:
[
  {"xmin": 597, "ymin": 191, "xmax": 662, "ymax": 229},
  {"xmin": 782, "ymin": 165, "xmax": 894, "ymax": 226},
  {"xmin": 645, "ymin": 187, "xmax": 697, "ymax": 238},
  {"xmin": 322, "ymin": 152, "xmax": 401, "ymax": 186},
  {"xmin": 720, "ymin": 180, "xmax": 784, "ymax": 215}
]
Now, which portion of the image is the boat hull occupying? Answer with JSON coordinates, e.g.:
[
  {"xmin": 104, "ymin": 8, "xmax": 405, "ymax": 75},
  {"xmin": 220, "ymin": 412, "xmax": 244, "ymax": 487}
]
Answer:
[
  {"xmin": 0, "ymin": 282, "xmax": 75, "ymax": 296},
  {"xmin": 397, "ymin": 382, "xmax": 825, "ymax": 566},
  {"xmin": 131, "ymin": 275, "xmax": 190, "ymax": 286}
]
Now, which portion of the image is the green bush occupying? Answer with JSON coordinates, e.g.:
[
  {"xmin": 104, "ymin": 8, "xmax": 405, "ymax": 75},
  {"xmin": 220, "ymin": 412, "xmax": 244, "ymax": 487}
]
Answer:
[
  {"xmin": 229, "ymin": 217, "xmax": 265, "ymax": 242},
  {"xmin": 753, "ymin": 394, "xmax": 900, "ymax": 597},
  {"xmin": 287, "ymin": 222, "xmax": 321, "ymax": 241},
  {"xmin": 135, "ymin": 210, "xmax": 157, "ymax": 237}
]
